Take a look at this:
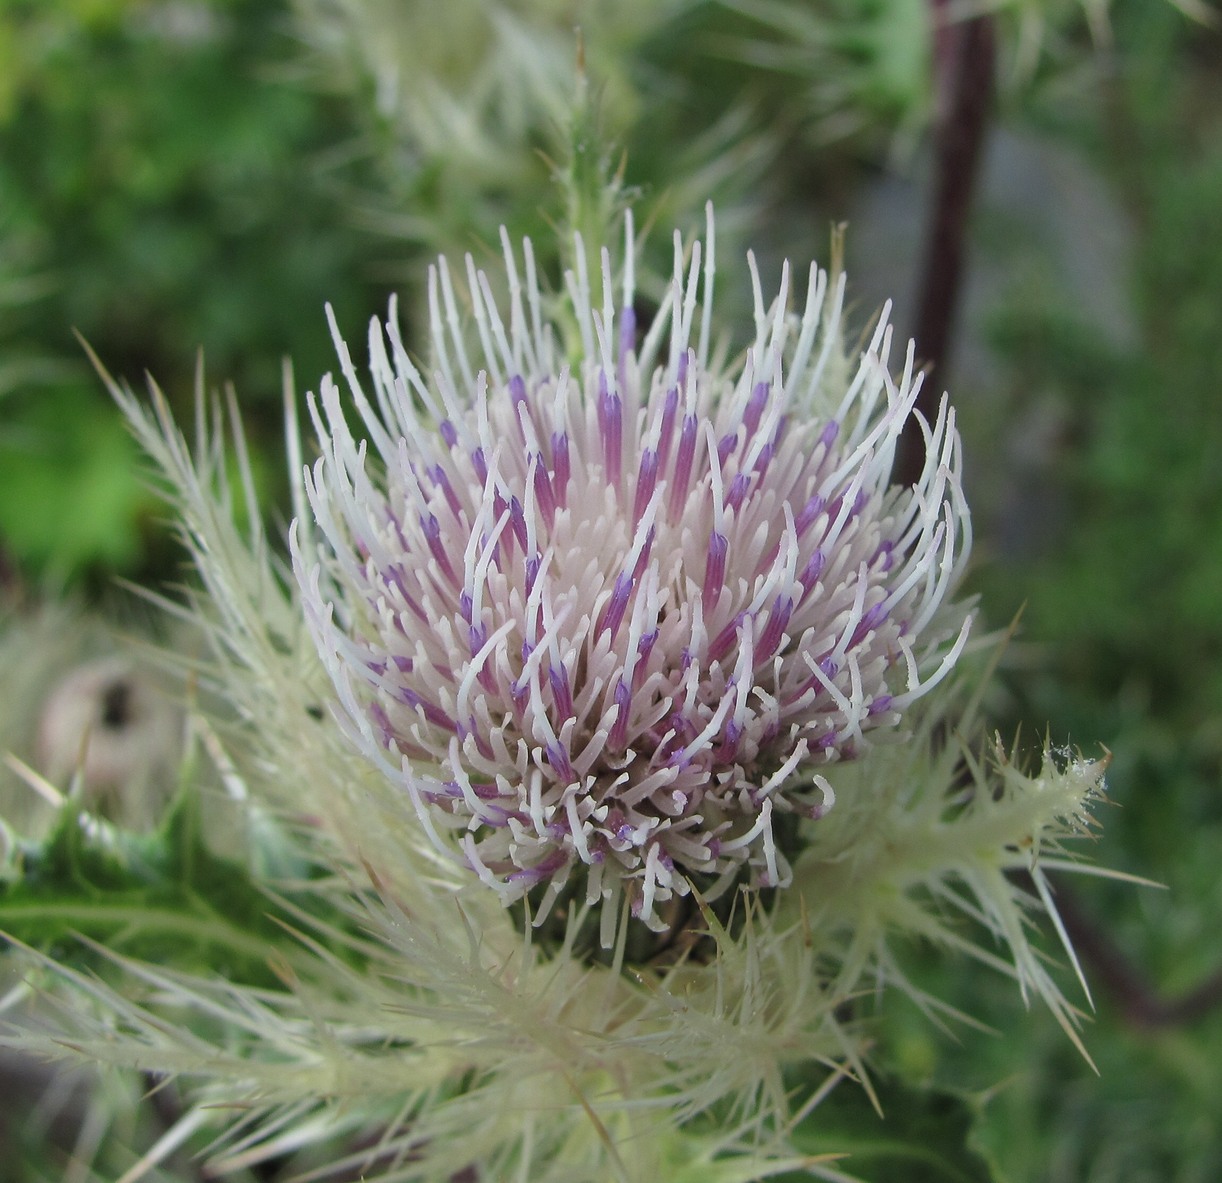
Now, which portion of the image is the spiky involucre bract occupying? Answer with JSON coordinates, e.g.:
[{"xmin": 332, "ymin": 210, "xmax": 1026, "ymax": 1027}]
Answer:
[{"xmin": 293, "ymin": 208, "xmax": 973, "ymax": 937}]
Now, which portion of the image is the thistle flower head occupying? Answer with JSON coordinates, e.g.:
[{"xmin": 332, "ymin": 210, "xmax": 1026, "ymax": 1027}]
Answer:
[{"xmin": 295, "ymin": 209, "xmax": 973, "ymax": 939}]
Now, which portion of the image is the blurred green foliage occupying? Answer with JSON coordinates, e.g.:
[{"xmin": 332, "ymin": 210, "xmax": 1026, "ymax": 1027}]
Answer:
[{"xmin": 0, "ymin": 0, "xmax": 388, "ymax": 586}]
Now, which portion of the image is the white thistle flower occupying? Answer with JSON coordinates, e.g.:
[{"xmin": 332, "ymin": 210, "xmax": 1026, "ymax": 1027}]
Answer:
[{"xmin": 294, "ymin": 208, "xmax": 973, "ymax": 940}]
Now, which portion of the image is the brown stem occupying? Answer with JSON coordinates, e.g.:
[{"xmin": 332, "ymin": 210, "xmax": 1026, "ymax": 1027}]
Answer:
[{"xmin": 896, "ymin": 5, "xmax": 996, "ymax": 488}]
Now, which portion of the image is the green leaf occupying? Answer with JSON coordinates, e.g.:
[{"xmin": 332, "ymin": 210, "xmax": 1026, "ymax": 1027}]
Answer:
[{"xmin": 0, "ymin": 781, "xmax": 346, "ymax": 989}]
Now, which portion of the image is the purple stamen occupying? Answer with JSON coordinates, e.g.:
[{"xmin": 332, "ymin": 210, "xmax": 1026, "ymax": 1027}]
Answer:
[
  {"xmin": 507, "ymin": 496, "xmax": 528, "ymax": 552},
  {"xmin": 633, "ymin": 448, "xmax": 659, "ymax": 527},
  {"xmin": 421, "ymin": 512, "xmax": 457, "ymax": 584},
  {"xmin": 618, "ymin": 304, "xmax": 636, "ymax": 364},
  {"xmin": 702, "ymin": 531, "xmax": 729, "ymax": 615},
  {"xmin": 428, "ymin": 464, "xmax": 463, "ymax": 522},
  {"xmin": 669, "ymin": 413, "xmax": 699, "ymax": 519},
  {"xmin": 756, "ymin": 596, "xmax": 794, "ymax": 664},
  {"xmin": 744, "ymin": 381, "xmax": 769, "ymax": 436},
  {"xmin": 597, "ymin": 371, "xmax": 623, "ymax": 491},
  {"xmin": 868, "ymin": 694, "xmax": 894, "ymax": 716},
  {"xmin": 794, "ymin": 493, "xmax": 826, "ymax": 537},
  {"xmin": 548, "ymin": 664, "xmax": 575, "ymax": 720},
  {"xmin": 656, "ymin": 385, "xmax": 679, "ymax": 471},
  {"xmin": 550, "ymin": 431, "xmax": 570, "ymax": 508},
  {"xmin": 369, "ymin": 701, "xmax": 395, "ymax": 747},
  {"xmin": 532, "ymin": 455, "xmax": 555, "ymax": 524},
  {"xmin": 707, "ymin": 610, "xmax": 746, "ymax": 664},
  {"xmin": 630, "ymin": 526, "xmax": 656, "ymax": 583},
  {"xmin": 472, "ymin": 447, "xmax": 488, "ymax": 487},
  {"xmin": 598, "ymin": 572, "xmax": 634, "ymax": 643},
  {"xmin": 439, "ymin": 420, "xmax": 458, "ymax": 449},
  {"xmin": 726, "ymin": 471, "xmax": 751, "ymax": 513},
  {"xmin": 820, "ymin": 420, "xmax": 840, "ymax": 449},
  {"xmin": 506, "ymin": 848, "xmax": 569, "ymax": 885},
  {"xmin": 609, "ymin": 678, "xmax": 632, "ymax": 751},
  {"xmin": 546, "ymin": 741, "xmax": 575, "ymax": 782},
  {"xmin": 849, "ymin": 601, "xmax": 888, "ymax": 648}
]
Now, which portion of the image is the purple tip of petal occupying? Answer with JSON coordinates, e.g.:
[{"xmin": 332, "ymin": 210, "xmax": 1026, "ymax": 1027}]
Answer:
[
  {"xmin": 717, "ymin": 432, "xmax": 737, "ymax": 469},
  {"xmin": 532, "ymin": 455, "xmax": 555, "ymax": 522},
  {"xmin": 633, "ymin": 448, "xmax": 659, "ymax": 526},
  {"xmin": 421, "ymin": 512, "xmax": 457, "ymax": 582},
  {"xmin": 507, "ymin": 848, "xmax": 570, "ymax": 885},
  {"xmin": 618, "ymin": 304, "xmax": 636, "ymax": 361},
  {"xmin": 550, "ymin": 431, "xmax": 570, "ymax": 506},
  {"xmin": 849, "ymin": 601, "xmax": 888, "ymax": 648},
  {"xmin": 816, "ymin": 731, "xmax": 838, "ymax": 751},
  {"xmin": 610, "ymin": 678, "xmax": 633, "ymax": 750},
  {"xmin": 820, "ymin": 420, "xmax": 840, "ymax": 449},
  {"xmin": 472, "ymin": 447, "xmax": 488, "ymax": 487},
  {"xmin": 818, "ymin": 656, "xmax": 839, "ymax": 679},
  {"xmin": 616, "ymin": 823, "xmax": 635, "ymax": 843},
  {"xmin": 468, "ymin": 621, "xmax": 488, "ymax": 655},
  {"xmin": 439, "ymin": 420, "xmax": 458, "ymax": 448},
  {"xmin": 451, "ymin": 778, "xmax": 500, "ymax": 802},
  {"xmin": 702, "ymin": 531, "xmax": 729, "ymax": 615},
  {"xmin": 751, "ymin": 442, "xmax": 775, "ymax": 480},
  {"xmin": 800, "ymin": 548, "xmax": 827, "ymax": 591},
  {"xmin": 545, "ymin": 741, "xmax": 575, "ymax": 782},
  {"xmin": 369, "ymin": 701, "xmax": 395, "ymax": 746},
  {"xmin": 853, "ymin": 488, "xmax": 869, "ymax": 514},
  {"xmin": 677, "ymin": 349, "xmax": 689, "ymax": 387},
  {"xmin": 429, "ymin": 464, "xmax": 463, "ymax": 520},
  {"xmin": 744, "ymin": 381, "xmax": 770, "ymax": 436},
  {"xmin": 868, "ymin": 693, "xmax": 894, "ymax": 716},
  {"xmin": 525, "ymin": 553, "xmax": 541, "ymax": 593},
  {"xmin": 707, "ymin": 610, "xmax": 746, "ymax": 664},
  {"xmin": 637, "ymin": 628, "xmax": 659, "ymax": 661},
  {"xmin": 794, "ymin": 493, "xmax": 826, "ymax": 537},
  {"xmin": 508, "ymin": 496, "xmax": 528, "ymax": 551},
  {"xmin": 366, "ymin": 658, "xmax": 387, "ymax": 677},
  {"xmin": 630, "ymin": 526, "xmax": 656, "ymax": 583},
  {"xmin": 509, "ymin": 374, "xmax": 527, "ymax": 405},
  {"xmin": 459, "ymin": 591, "xmax": 474, "ymax": 623},
  {"xmin": 669, "ymin": 413, "xmax": 700, "ymax": 517},
  {"xmin": 726, "ymin": 471, "xmax": 751, "ymax": 513},
  {"xmin": 873, "ymin": 540, "xmax": 895, "ymax": 572},
  {"xmin": 600, "ymin": 571, "xmax": 634, "ymax": 643},
  {"xmin": 657, "ymin": 385, "xmax": 679, "ymax": 466},
  {"xmin": 707, "ymin": 837, "xmax": 722, "ymax": 859},
  {"xmin": 392, "ymin": 654, "xmax": 413, "ymax": 673},
  {"xmin": 598, "ymin": 376, "xmax": 623, "ymax": 489},
  {"xmin": 757, "ymin": 596, "xmax": 794, "ymax": 662},
  {"xmin": 724, "ymin": 718, "xmax": 742, "ymax": 749},
  {"xmin": 548, "ymin": 664, "xmax": 575, "ymax": 720}
]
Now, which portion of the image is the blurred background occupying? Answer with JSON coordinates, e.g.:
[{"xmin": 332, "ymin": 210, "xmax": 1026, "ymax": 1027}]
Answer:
[{"xmin": 1, "ymin": 0, "xmax": 1220, "ymax": 1179}]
